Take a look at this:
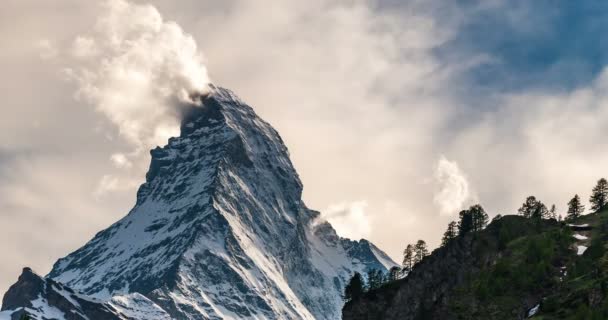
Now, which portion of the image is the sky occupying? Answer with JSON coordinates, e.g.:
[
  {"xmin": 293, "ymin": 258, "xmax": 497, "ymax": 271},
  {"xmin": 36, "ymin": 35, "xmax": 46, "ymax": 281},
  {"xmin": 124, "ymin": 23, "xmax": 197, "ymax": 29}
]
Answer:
[{"xmin": 2, "ymin": 0, "xmax": 608, "ymax": 297}]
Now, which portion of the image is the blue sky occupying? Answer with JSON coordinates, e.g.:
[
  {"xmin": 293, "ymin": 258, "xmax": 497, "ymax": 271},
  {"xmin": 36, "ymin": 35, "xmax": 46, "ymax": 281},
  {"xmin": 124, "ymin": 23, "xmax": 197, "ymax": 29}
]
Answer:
[{"xmin": 439, "ymin": 1, "xmax": 608, "ymax": 92}]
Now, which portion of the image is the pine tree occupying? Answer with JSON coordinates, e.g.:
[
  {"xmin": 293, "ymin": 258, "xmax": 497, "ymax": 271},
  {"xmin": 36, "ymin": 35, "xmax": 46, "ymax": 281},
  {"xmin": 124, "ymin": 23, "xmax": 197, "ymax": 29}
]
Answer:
[
  {"xmin": 388, "ymin": 266, "xmax": 402, "ymax": 281},
  {"xmin": 590, "ymin": 178, "xmax": 608, "ymax": 212},
  {"xmin": 531, "ymin": 202, "xmax": 548, "ymax": 220},
  {"xmin": 441, "ymin": 221, "xmax": 457, "ymax": 247},
  {"xmin": 377, "ymin": 269, "xmax": 386, "ymax": 286},
  {"xmin": 366, "ymin": 269, "xmax": 384, "ymax": 290},
  {"xmin": 343, "ymin": 272, "xmax": 364, "ymax": 301},
  {"xmin": 365, "ymin": 269, "xmax": 375, "ymax": 290},
  {"xmin": 517, "ymin": 196, "xmax": 550, "ymax": 219},
  {"xmin": 470, "ymin": 204, "xmax": 489, "ymax": 231},
  {"xmin": 457, "ymin": 209, "xmax": 473, "ymax": 236},
  {"xmin": 402, "ymin": 244, "xmax": 414, "ymax": 272},
  {"xmin": 549, "ymin": 204, "xmax": 557, "ymax": 220},
  {"xmin": 414, "ymin": 240, "xmax": 429, "ymax": 264},
  {"xmin": 518, "ymin": 196, "xmax": 539, "ymax": 218},
  {"xmin": 567, "ymin": 194, "xmax": 585, "ymax": 221}
]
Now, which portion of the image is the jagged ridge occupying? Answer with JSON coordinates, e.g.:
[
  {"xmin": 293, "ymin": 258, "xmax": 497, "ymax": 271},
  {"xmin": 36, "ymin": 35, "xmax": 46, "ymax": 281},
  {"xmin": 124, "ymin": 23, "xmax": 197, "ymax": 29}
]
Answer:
[
  {"xmin": 2, "ymin": 86, "xmax": 395, "ymax": 320},
  {"xmin": 0, "ymin": 267, "xmax": 170, "ymax": 320}
]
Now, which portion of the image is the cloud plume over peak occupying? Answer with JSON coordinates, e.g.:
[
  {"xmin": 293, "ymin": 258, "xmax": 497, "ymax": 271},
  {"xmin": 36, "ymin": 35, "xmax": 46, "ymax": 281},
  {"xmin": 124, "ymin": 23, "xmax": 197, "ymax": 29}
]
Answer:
[
  {"xmin": 321, "ymin": 201, "xmax": 371, "ymax": 240},
  {"xmin": 67, "ymin": 0, "xmax": 210, "ymax": 152}
]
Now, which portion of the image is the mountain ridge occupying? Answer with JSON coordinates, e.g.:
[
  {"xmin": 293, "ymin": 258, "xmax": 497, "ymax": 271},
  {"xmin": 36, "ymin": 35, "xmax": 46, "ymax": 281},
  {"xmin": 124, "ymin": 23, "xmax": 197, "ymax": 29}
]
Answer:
[{"xmin": 1, "ymin": 85, "xmax": 396, "ymax": 320}]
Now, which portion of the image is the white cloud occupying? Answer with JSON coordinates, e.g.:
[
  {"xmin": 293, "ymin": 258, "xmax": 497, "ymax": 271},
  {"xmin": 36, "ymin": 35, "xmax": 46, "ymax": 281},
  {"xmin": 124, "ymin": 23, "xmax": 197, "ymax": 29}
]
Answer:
[
  {"xmin": 110, "ymin": 153, "xmax": 132, "ymax": 169},
  {"xmin": 35, "ymin": 39, "xmax": 58, "ymax": 60},
  {"xmin": 433, "ymin": 155, "xmax": 473, "ymax": 216},
  {"xmin": 67, "ymin": 0, "xmax": 210, "ymax": 154},
  {"xmin": 71, "ymin": 36, "xmax": 98, "ymax": 58},
  {"xmin": 94, "ymin": 174, "xmax": 140, "ymax": 197},
  {"xmin": 321, "ymin": 201, "xmax": 371, "ymax": 240}
]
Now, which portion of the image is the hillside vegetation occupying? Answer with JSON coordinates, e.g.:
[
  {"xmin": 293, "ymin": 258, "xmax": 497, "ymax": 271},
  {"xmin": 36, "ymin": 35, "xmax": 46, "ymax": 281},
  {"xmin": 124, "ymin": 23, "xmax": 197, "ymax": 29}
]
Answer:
[{"xmin": 343, "ymin": 208, "xmax": 608, "ymax": 319}]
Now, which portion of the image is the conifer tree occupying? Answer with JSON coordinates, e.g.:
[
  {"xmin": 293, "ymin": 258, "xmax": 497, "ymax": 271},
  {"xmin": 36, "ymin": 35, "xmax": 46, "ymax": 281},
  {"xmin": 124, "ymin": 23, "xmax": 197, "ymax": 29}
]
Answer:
[
  {"xmin": 590, "ymin": 178, "xmax": 608, "ymax": 212},
  {"xmin": 343, "ymin": 272, "xmax": 364, "ymax": 301},
  {"xmin": 517, "ymin": 196, "xmax": 550, "ymax": 219},
  {"xmin": 518, "ymin": 196, "xmax": 539, "ymax": 218},
  {"xmin": 388, "ymin": 266, "xmax": 402, "ymax": 281},
  {"xmin": 458, "ymin": 209, "xmax": 473, "ymax": 236},
  {"xmin": 366, "ymin": 269, "xmax": 384, "ymax": 290},
  {"xmin": 549, "ymin": 204, "xmax": 557, "ymax": 220},
  {"xmin": 414, "ymin": 240, "xmax": 429, "ymax": 264},
  {"xmin": 441, "ymin": 221, "xmax": 458, "ymax": 247},
  {"xmin": 402, "ymin": 244, "xmax": 414, "ymax": 272},
  {"xmin": 567, "ymin": 194, "xmax": 585, "ymax": 221},
  {"xmin": 470, "ymin": 204, "xmax": 489, "ymax": 231},
  {"xmin": 531, "ymin": 202, "xmax": 548, "ymax": 220}
]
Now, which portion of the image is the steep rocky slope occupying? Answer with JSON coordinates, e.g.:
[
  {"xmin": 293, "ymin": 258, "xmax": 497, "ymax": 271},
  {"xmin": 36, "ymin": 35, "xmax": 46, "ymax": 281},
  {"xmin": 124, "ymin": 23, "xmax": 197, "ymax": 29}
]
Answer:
[{"xmin": 2, "ymin": 86, "xmax": 396, "ymax": 320}]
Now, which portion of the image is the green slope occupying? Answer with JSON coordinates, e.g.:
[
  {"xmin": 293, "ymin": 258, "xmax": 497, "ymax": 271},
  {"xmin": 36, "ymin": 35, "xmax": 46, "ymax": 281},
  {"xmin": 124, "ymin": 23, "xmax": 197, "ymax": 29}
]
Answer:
[{"xmin": 343, "ymin": 209, "xmax": 608, "ymax": 320}]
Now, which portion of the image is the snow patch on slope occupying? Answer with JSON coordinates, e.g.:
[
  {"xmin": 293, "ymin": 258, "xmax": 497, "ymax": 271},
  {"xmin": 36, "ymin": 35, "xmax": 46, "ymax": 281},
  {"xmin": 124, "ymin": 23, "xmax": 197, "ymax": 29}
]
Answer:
[
  {"xmin": 577, "ymin": 245, "xmax": 588, "ymax": 255},
  {"xmin": 110, "ymin": 293, "xmax": 171, "ymax": 320},
  {"xmin": 573, "ymin": 234, "xmax": 588, "ymax": 240},
  {"xmin": 370, "ymin": 243, "xmax": 399, "ymax": 270},
  {"xmin": 28, "ymin": 295, "xmax": 68, "ymax": 320}
]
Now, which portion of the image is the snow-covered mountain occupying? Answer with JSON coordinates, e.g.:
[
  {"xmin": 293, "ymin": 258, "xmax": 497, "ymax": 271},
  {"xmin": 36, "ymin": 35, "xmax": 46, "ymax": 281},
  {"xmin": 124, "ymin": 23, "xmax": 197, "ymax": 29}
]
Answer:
[
  {"xmin": 1, "ymin": 268, "xmax": 171, "ymax": 320},
  {"xmin": 2, "ymin": 86, "xmax": 396, "ymax": 320}
]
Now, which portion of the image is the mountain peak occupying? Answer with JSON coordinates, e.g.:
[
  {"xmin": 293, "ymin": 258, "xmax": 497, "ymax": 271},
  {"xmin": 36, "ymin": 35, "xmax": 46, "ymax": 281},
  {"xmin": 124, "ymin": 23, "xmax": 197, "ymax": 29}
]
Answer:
[{"xmin": 5, "ymin": 85, "xmax": 396, "ymax": 320}]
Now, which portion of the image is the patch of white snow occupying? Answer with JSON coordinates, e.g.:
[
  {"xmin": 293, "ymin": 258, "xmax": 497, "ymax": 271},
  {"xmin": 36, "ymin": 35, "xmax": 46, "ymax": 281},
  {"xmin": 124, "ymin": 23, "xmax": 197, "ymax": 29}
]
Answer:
[
  {"xmin": 573, "ymin": 234, "xmax": 588, "ymax": 240},
  {"xmin": 30, "ymin": 295, "xmax": 67, "ymax": 320},
  {"xmin": 568, "ymin": 224, "xmax": 589, "ymax": 227},
  {"xmin": 527, "ymin": 304, "xmax": 540, "ymax": 317},
  {"xmin": 577, "ymin": 245, "xmax": 588, "ymax": 255},
  {"xmin": 110, "ymin": 293, "xmax": 171, "ymax": 320}
]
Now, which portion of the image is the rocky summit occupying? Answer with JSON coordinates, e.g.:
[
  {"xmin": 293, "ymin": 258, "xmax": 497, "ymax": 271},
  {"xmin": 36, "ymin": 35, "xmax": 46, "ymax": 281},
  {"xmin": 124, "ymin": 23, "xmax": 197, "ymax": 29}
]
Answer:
[{"xmin": 1, "ymin": 86, "xmax": 395, "ymax": 320}]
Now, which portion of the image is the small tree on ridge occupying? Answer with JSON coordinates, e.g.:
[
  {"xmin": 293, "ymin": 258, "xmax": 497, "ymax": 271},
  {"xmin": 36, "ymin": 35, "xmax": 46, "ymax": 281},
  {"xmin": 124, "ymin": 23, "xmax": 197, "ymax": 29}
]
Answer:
[
  {"xmin": 590, "ymin": 178, "xmax": 608, "ymax": 212},
  {"xmin": 567, "ymin": 194, "xmax": 585, "ymax": 221}
]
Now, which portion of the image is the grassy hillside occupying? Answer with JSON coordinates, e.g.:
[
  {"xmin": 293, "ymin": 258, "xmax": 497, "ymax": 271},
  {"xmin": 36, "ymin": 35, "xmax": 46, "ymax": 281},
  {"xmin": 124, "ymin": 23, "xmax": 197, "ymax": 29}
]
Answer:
[
  {"xmin": 531, "ymin": 209, "xmax": 608, "ymax": 319},
  {"xmin": 343, "ymin": 208, "xmax": 608, "ymax": 319}
]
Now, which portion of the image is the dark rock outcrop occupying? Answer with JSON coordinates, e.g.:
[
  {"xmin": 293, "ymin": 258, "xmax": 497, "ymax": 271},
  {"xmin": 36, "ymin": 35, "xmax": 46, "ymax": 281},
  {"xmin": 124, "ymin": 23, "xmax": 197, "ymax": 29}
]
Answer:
[{"xmin": 1, "ymin": 268, "xmax": 124, "ymax": 319}]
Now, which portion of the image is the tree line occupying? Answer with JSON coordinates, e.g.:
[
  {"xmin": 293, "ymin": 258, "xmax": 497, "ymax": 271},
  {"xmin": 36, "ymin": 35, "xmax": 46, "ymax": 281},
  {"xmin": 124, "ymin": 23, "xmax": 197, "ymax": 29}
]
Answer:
[
  {"xmin": 516, "ymin": 178, "xmax": 607, "ymax": 222},
  {"xmin": 343, "ymin": 177, "xmax": 608, "ymax": 302},
  {"xmin": 343, "ymin": 268, "xmax": 399, "ymax": 301}
]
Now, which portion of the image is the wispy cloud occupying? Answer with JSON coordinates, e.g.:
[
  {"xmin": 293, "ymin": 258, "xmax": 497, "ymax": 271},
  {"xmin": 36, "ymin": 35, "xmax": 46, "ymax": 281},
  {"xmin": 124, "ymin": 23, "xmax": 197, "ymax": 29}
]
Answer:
[
  {"xmin": 433, "ymin": 155, "xmax": 473, "ymax": 216},
  {"xmin": 321, "ymin": 201, "xmax": 371, "ymax": 240}
]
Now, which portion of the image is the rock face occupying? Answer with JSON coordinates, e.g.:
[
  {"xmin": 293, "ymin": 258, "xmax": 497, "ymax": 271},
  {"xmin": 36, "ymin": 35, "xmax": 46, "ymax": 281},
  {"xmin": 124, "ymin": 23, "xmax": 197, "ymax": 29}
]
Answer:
[{"xmin": 2, "ymin": 86, "xmax": 395, "ymax": 320}]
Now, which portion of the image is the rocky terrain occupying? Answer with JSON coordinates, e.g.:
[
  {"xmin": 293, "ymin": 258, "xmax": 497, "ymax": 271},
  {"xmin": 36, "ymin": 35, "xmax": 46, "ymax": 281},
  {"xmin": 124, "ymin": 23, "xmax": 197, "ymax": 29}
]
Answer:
[{"xmin": 1, "ymin": 86, "xmax": 396, "ymax": 320}]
